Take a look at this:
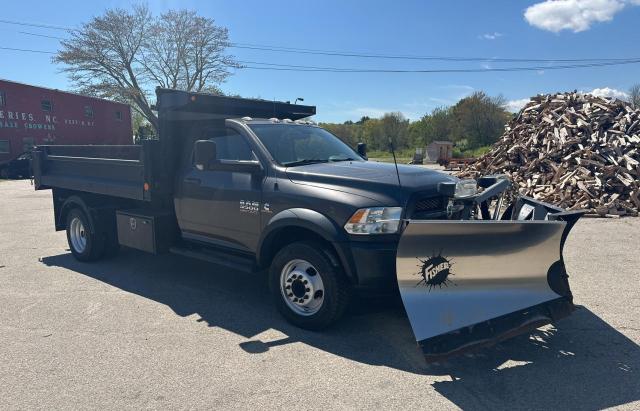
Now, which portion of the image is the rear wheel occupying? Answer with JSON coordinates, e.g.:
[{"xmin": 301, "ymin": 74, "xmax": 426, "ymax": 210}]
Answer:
[
  {"xmin": 269, "ymin": 242, "xmax": 350, "ymax": 330},
  {"xmin": 66, "ymin": 208, "xmax": 105, "ymax": 262},
  {"xmin": 0, "ymin": 167, "xmax": 8, "ymax": 179}
]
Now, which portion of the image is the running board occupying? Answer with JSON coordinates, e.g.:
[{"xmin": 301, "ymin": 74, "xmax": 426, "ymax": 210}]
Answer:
[{"xmin": 169, "ymin": 243, "xmax": 257, "ymax": 273}]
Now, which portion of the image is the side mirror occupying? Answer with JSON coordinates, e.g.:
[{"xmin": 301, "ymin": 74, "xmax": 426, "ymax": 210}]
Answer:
[
  {"xmin": 357, "ymin": 142, "xmax": 367, "ymax": 159},
  {"xmin": 194, "ymin": 140, "xmax": 217, "ymax": 170}
]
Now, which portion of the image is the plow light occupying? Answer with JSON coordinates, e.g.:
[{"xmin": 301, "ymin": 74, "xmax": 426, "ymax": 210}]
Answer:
[
  {"xmin": 454, "ymin": 179, "xmax": 478, "ymax": 198},
  {"xmin": 344, "ymin": 207, "xmax": 402, "ymax": 234},
  {"xmin": 437, "ymin": 179, "xmax": 478, "ymax": 199}
]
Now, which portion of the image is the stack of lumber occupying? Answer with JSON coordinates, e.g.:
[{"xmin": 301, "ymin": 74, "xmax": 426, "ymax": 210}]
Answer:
[{"xmin": 458, "ymin": 92, "xmax": 640, "ymax": 217}]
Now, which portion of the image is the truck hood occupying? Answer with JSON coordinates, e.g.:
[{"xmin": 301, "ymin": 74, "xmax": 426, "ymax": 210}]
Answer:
[{"xmin": 285, "ymin": 161, "xmax": 456, "ymax": 204}]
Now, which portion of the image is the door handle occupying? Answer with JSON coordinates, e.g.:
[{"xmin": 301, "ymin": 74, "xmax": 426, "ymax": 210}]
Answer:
[{"xmin": 184, "ymin": 177, "xmax": 201, "ymax": 184}]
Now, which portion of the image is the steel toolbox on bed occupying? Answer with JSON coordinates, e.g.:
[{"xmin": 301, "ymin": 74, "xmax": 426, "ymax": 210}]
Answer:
[{"xmin": 396, "ymin": 180, "xmax": 583, "ymax": 361}]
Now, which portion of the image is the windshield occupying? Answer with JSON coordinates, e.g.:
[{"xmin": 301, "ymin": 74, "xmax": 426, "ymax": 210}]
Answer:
[{"xmin": 248, "ymin": 124, "xmax": 363, "ymax": 166}]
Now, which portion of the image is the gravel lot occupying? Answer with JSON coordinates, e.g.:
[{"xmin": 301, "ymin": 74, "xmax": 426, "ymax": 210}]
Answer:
[{"xmin": 1, "ymin": 179, "xmax": 638, "ymax": 410}]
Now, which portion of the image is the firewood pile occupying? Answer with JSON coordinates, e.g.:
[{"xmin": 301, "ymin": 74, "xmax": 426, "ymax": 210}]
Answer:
[{"xmin": 458, "ymin": 92, "xmax": 640, "ymax": 217}]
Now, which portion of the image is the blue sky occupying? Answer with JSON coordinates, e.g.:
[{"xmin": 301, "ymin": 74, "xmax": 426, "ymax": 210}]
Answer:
[{"xmin": 1, "ymin": 0, "xmax": 639, "ymax": 122}]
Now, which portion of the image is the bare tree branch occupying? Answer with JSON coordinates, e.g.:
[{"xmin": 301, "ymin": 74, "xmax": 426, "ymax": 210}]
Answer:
[
  {"xmin": 54, "ymin": 5, "xmax": 238, "ymax": 133},
  {"xmin": 630, "ymin": 84, "xmax": 640, "ymax": 109}
]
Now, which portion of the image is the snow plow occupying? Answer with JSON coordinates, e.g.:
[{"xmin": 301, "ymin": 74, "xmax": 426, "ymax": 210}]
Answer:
[{"xmin": 397, "ymin": 176, "xmax": 583, "ymax": 361}]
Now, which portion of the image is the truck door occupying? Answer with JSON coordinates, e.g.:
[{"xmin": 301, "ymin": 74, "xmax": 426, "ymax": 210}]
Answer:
[{"xmin": 176, "ymin": 127, "xmax": 263, "ymax": 252}]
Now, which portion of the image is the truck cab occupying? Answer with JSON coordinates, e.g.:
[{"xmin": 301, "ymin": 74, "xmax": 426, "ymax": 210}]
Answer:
[{"xmin": 171, "ymin": 115, "xmax": 460, "ymax": 289}]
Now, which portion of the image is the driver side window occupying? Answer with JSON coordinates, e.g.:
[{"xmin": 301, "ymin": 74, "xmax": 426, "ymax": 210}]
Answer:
[{"xmin": 204, "ymin": 128, "xmax": 254, "ymax": 161}]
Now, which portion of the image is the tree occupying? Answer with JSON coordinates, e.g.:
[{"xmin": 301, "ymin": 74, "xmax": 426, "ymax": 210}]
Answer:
[
  {"xmin": 380, "ymin": 112, "xmax": 409, "ymax": 149},
  {"xmin": 451, "ymin": 92, "xmax": 510, "ymax": 148},
  {"xmin": 54, "ymin": 5, "xmax": 239, "ymax": 132},
  {"xmin": 424, "ymin": 107, "xmax": 457, "ymax": 144},
  {"xmin": 318, "ymin": 90, "xmax": 508, "ymax": 153},
  {"xmin": 321, "ymin": 122, "xmax": 358, "ymax": 147},
  {"xmin": 629, "ymin": 84, "xmax": 640, "ymax": 109}
]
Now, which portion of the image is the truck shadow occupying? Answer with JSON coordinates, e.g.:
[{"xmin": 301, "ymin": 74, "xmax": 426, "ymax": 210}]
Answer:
[{"xmin": 41, "ymin": 249, "xmax": 639, "ymax": 410}]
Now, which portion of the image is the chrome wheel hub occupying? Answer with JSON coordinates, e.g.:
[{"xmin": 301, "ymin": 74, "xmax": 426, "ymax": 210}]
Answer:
[
  {"xmin": 69, "ymin": 217, "xmax": 87, "ymax": 253},
  {"xmin": 280, "ymin": 259, "xmax": 325, "ymax": 316}
]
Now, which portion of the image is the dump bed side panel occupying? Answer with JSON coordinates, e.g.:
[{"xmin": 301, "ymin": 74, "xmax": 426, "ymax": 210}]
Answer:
[{"xmin": 33, "ymin": 144, "xmax": 150, "ymax": 201}]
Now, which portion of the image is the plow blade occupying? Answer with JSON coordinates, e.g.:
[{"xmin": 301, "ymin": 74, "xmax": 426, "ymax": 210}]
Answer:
[{"xmin": 396, "ymin": 211, "xmax": 580, "ymax": 361}]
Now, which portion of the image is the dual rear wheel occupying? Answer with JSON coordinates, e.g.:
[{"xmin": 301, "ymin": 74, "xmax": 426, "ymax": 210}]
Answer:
[{"xmin": 65, "ymin": 208, "xmax": 119, "ymax": 262}]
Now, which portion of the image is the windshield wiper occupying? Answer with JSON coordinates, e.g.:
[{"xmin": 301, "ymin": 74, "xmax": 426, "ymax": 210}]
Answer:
[
  {"xmin": 329, "ymin": 157, "xmax": 357, "ymax": 162},
  {"xmin": 283, "ymin": 159, "xmax": 329, "ymax": 167}
]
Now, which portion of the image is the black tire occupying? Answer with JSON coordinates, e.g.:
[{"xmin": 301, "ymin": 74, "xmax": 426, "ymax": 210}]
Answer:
[
  {"xmin": 65, "ymin": 208, "xmax": 106, "ymax": 262},
  {"xmin": 0, "ymin": 167, "xmax": 8, "ymax": 179},
  {"xmin": 269, "ymin": 241, "xmax": 350, "ymax": 330}
]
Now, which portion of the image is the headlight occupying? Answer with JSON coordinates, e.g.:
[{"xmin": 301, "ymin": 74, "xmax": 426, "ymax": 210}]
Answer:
[
  {"xmin": 455, "ymin": 179, "xmax": 477, "ymax": 198},
  {"xmin": 344, "ymin": 207, "xmax": 402, "ymax": 235}
]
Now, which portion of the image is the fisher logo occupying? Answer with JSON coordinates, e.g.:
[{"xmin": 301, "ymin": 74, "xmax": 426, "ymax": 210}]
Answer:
[{"xmin": 416, "ymin": 252, "xmax": 456, "ymax": 291}]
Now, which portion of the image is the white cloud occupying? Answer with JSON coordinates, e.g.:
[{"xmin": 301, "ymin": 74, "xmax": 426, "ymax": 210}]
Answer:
[
  {"xmin": 524, "ymin": 0, "xmax": 638, "ymax": 33},
  {"xmin": 339, "ymin": 106, "xmax": 422, "ymax": 121},
  {"xmin": 439, "ymin": 84, "xmax": 475, "ymax": 92},
  {"xmin": 586, "ymin": 87, "xmax": 629, "ymax": 100},
  {"xmin": 349, "ymin": 107, "xmax": 394, "ymax": 118},
  {"xmin": 505, "ymin": 98, "xmax": 532, "ymax": 113},
  {"xmin": 479, "ymin": 32, "xmax": 503, "ymax": 40}
]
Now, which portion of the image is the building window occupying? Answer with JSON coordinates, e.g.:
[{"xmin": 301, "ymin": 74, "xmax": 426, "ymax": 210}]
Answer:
[
  {"xmin": 0, "ymin": 91, "xmax": 6, "ymax": 107},
  {"xmin": 41, "ymin": 100, "xmax": 52, "ymax": 112},
  {"xmin": 0, "ymin": 140, "xmax": 9, "ymax": 154},
  {"xmin": 115, "ymin": 111, "xmax": 123, "ymax": 121},
  {"xmin": 84, "ymin": 105, "xmax": 94, "ymax": 118}
]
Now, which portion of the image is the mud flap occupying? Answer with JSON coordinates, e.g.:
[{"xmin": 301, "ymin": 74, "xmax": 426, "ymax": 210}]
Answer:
[{"xmin": 396, "ymin": 200, "xmax": 581, "ymax": 361}]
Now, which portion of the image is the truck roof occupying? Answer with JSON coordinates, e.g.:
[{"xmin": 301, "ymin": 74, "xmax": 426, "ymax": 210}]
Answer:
[
  {"xmin": 156, "ymin": 88, "xmax": 316, "ymax": 121},
  {"xmin": 233, "ymin": 118, "xmax": 318, "ymax": 126}
]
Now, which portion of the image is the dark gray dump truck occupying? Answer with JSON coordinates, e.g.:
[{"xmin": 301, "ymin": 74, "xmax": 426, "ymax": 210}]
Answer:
[{"xmin": 33, "ymin": 89, "xmax": 583, "ymax": 361}]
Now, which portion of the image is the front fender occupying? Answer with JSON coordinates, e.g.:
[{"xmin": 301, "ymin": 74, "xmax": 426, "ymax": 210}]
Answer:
[
  {"xmin": 256, "ymin": 207, "xmax": 351, "ymax": 268},
  {"xmin": 258, "ymin": 208, "xmax": 347, "ymax": 249}
]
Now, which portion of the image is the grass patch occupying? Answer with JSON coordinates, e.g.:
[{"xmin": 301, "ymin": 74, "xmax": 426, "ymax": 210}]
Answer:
[
  {"xmin": 452, "ymin": 145, "xmax": 492, "ymax": 158},
  {"xmin": 366, "ymin": 148, "xmax": 414, "ymax": 163}
]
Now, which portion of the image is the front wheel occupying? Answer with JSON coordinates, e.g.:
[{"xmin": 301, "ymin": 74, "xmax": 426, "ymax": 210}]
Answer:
[{"xmin": 269, "ymin": 242, "xmax": 350, "ymax": 330}]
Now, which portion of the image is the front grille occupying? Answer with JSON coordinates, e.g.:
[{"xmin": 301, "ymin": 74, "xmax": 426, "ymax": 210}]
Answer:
[
  {"xmin": 414, "ymin": 197, "xmax": 444, "ymax": 212},
  {"xmin": 410, "ymin": 196, "xmax": 446, "ymax": 218}
]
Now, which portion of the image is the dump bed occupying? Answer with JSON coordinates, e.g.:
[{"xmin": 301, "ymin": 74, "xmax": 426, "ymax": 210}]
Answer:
[
  {"xmin": 32, "ymin": 141, "xmax": 162, "ymax": 201},
  {"xmin": 31, "ymin": 89, "xmax": 316, "ymax": 203}
]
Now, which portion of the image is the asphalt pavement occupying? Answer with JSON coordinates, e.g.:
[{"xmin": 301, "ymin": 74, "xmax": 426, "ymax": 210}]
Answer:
[{"xmin": 0, "ymin": 179, "xmax": 638, "ymax": 410}]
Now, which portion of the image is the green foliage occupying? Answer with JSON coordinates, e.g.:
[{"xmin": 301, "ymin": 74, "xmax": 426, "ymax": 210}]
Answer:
[
  {"xmin": 321, "ymin": 112, "xmax": 409, "ymax": 151},
  {"xmin": 321, "ymin": 91, "xmax": 510, "ymax": 154},
  {"xmin": 450, "ymin": 92, "xmax": 511, "ymax": 148},
  {"xmin": 452, "ymin": 145, "xmax": 492, "ymax": 159},
  {"xmin": 366, "ymin": 148, "xmax": 415, "ymax": 159}
]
